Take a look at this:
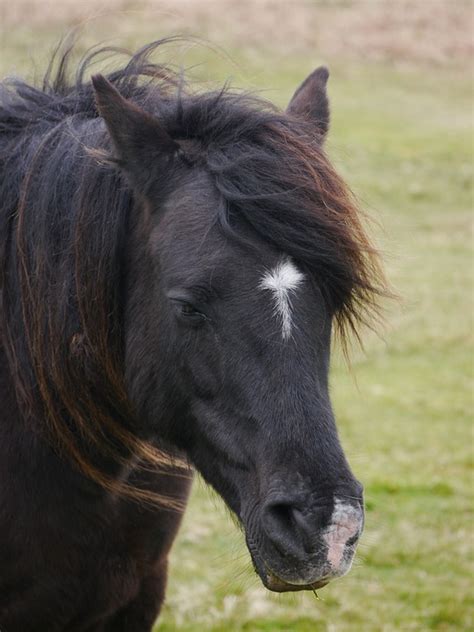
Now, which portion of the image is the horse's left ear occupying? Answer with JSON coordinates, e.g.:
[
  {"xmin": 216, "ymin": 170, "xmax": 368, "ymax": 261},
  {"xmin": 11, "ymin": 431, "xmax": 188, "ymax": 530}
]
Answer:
[
  {"xmin": 286, "ymin": 66, "xmax": 330, "ymax": 141},
  {"xmin": 92, "ymin": 74, "xmax": 181, "ymax": 193}
]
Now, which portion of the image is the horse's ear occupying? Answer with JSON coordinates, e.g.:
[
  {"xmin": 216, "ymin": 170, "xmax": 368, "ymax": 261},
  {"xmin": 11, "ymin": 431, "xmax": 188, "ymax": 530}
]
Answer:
[
  {"xmin": 286, "ymin": 66, "xmax": 330, "ymax": 141},
  {"xmin": 92, "ymin": 74, "xmax": 180, "ymax": 192}
]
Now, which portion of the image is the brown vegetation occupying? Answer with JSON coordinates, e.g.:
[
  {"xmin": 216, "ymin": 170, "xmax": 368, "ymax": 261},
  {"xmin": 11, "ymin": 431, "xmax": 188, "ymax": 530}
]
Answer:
[{"xmin": 1, "ymin": 0, "xmax": 472, "ymax": 66}]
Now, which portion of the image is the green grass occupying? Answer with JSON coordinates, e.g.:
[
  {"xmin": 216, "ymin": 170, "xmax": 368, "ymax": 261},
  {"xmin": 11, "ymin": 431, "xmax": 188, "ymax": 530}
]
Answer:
[{"xmin": 1, "ymin": 10, "xmax": 472, "ymax": 632}]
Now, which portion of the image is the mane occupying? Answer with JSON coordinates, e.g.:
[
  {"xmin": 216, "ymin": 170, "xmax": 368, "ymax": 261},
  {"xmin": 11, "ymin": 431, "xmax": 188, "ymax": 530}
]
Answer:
[{"xmin": 0, "ymin": 40, "xmax": 386, "ymax": 502}]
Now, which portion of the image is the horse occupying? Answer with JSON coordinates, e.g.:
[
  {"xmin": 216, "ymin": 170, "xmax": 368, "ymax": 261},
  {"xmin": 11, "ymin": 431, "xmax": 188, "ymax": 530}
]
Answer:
[{"xmin": 0, "ymin": 40, "xmax": 384, "ymax": 631}]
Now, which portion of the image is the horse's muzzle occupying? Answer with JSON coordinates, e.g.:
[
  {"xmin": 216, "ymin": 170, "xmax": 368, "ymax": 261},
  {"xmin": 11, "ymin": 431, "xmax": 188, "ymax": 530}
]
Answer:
[{"xmin": 247, "ymin": 494, "xmax": 364, "ymax": 593}]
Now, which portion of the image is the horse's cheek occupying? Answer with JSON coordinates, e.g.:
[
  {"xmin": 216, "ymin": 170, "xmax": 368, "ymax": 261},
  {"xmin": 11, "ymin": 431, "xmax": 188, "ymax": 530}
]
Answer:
[{"xmin": 180, "ymin": 339, "xmax": 222, "ymax": 401}]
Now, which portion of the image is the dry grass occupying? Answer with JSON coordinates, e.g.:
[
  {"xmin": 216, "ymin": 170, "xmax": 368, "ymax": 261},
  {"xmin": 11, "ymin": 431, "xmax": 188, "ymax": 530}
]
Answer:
[{"xmin": 1, "ymin": 0, "xmax": 472, "ymax": 67}]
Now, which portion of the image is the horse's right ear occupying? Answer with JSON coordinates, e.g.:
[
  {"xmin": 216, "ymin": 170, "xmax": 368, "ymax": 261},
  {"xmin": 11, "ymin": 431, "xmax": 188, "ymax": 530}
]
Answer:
[
  {"xmin": 287, "ymin": 66, "xmax": 330, "ymax": 141},
  {"xmin": 92, "ymin": 74, "xmax": 180, "ymax": 193}
]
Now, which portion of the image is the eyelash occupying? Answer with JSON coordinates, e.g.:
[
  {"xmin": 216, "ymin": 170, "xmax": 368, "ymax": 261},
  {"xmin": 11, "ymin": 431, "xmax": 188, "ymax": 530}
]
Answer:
[{"xmin": 175, "ymin": 301, "xmax": 207, "ymax": 323}]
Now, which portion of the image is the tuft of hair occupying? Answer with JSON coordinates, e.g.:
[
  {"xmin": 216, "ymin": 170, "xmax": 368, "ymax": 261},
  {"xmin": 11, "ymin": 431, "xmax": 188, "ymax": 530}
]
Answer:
[{"xmin": 0, "ymin": 39, "xmax": 387, "ymax": 503}]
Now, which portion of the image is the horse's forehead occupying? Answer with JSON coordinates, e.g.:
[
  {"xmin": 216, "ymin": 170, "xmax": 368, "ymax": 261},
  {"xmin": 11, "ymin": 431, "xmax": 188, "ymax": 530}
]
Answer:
[{"xmin": 158, "ymin": 178, "xmax": 307, "ymax": 299}]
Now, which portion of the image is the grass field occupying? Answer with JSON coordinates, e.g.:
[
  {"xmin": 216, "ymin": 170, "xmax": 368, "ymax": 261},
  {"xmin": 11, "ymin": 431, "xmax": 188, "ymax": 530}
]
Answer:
[{"xmin": 1, "ymin": 2, "xmax": 472, "ymax": 630}]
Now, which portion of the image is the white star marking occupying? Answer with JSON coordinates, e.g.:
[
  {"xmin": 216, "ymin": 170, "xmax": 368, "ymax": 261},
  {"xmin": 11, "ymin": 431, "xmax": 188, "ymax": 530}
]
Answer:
[{"xmin": 259, "ymin": 257, "xmax": 305, "ymax": 340}]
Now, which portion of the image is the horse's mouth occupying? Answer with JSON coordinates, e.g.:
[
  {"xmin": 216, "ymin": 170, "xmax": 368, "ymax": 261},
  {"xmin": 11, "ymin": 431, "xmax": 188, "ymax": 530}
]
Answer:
[
  {"xmin": 263, "ymin": 571, "xmax": 329, "ymax": 593},
  {"xmin": 248, "ymin": 541, "xmax": 329, "ymax": 593}
]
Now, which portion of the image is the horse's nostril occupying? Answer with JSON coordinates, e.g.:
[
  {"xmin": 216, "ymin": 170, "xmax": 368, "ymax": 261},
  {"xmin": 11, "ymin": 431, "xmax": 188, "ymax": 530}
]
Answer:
[
  {"xmin": 261, "ymin": 499, "xmax": 319, "ymax": 558},
  {"xmin": 346, "ymin": 532, "xmax": 360, "ymax": 547},
  {"xmin": 269, "ymin": 503, "xmax": 294, "ymax": 530},
  {"xmin": 262, "ymin": 502, "xmax": 294, "ymax": 548}
]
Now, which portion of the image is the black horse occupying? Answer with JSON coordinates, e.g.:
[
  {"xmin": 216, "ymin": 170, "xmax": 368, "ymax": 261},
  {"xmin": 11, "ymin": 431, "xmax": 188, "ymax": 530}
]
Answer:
[{"xmin": 0, "ymin": 41, "xmax": 384, "ymax": 631}]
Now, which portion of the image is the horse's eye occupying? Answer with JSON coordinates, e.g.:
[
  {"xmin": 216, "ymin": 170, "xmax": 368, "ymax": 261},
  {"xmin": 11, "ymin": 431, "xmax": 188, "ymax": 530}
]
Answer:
[
  {"xmin": 180, "ymin": 302, "xmax": 198, "ymax": 316},
  {"xmin": 167, "ymin": 289, "xmax": 208, "ymax": 324},
  {"xmin": 174, "ymin": 300, "xmax": 207, "ymax": 323},
  {"xmin": 180, "ymin": 302, "xmax": 193, "ymax": 314}
]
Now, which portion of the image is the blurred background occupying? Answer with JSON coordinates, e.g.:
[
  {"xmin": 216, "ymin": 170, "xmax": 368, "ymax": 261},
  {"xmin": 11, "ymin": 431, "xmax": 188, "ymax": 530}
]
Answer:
[{"xmin": 0, "ymin": 1, "xmax": 472, "ymax": 630}]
